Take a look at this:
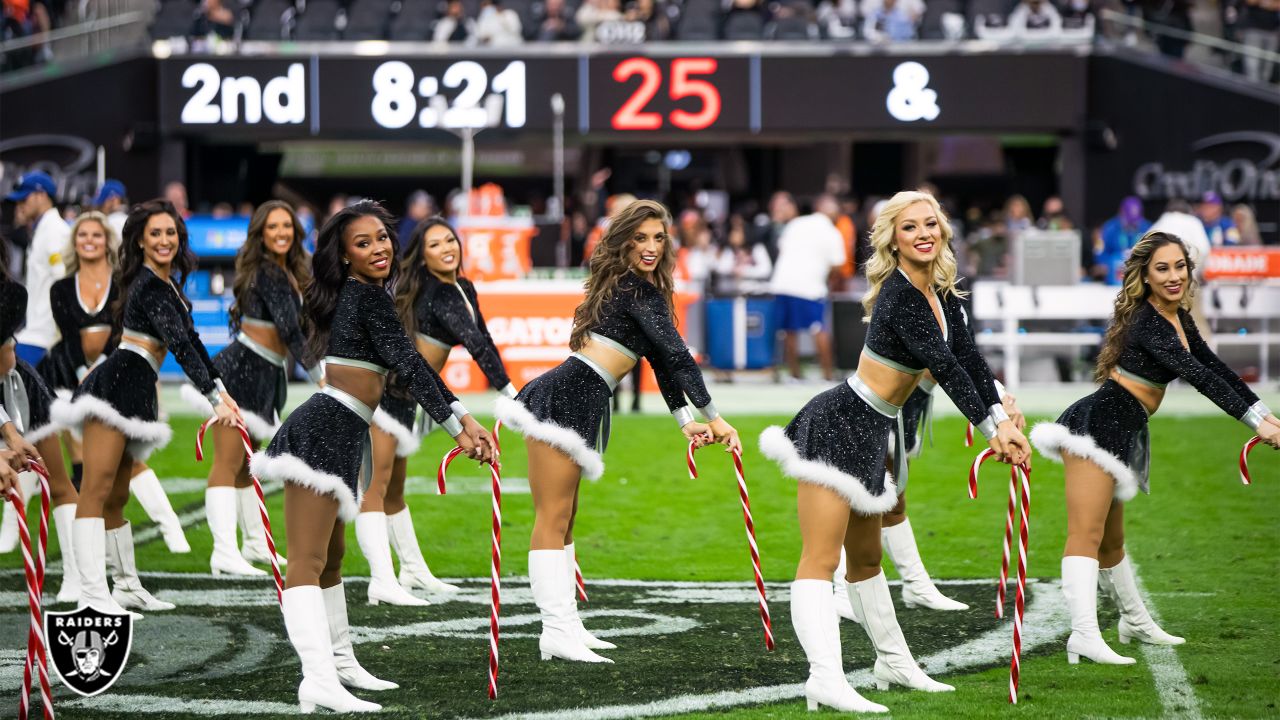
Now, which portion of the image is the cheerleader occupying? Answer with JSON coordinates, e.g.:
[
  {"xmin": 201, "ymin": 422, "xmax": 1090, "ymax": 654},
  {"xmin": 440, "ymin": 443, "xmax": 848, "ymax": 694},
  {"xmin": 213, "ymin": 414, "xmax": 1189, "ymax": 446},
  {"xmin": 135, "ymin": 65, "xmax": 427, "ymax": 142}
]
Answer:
[
  {"xmin": 249, "ymin": 202, "xmax": 492, "ymax": 713},
  {"xmin": 1030, "ymin": 232, "xmax": 1279, "ymax": 665},
  {"xmin": 495, "ymin": 199, "xmax": 740, "ymax": 664},
  {"xmin": 760, "ymin": 191, "xmax": 1029, "ymax": 713},
  {"xmin": 182, "ymin": 201, "xmax": 321, "ymax": 577},
  {"xmin": 52, "ymin": 200, "xmax": 242, "ymax": 616},
  {"xmin": 359, "ymin": 217, "xmax": 514, "ymax": 605}
]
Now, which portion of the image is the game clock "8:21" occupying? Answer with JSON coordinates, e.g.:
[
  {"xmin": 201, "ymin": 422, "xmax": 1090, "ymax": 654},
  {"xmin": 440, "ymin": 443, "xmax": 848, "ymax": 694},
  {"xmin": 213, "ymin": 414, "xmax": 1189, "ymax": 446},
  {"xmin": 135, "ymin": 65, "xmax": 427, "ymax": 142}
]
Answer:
[{"xmin": 370, "ymin": 60, "xmax": 527, "ymax": 130}]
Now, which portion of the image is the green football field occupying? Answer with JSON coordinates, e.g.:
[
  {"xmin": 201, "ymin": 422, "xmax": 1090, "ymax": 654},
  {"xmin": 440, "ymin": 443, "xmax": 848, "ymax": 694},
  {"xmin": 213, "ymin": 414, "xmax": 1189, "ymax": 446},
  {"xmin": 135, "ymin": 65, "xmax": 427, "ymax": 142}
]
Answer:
[{"xmin": 2, "ymin": 411, "xmax": 1277, "ymax": 719}]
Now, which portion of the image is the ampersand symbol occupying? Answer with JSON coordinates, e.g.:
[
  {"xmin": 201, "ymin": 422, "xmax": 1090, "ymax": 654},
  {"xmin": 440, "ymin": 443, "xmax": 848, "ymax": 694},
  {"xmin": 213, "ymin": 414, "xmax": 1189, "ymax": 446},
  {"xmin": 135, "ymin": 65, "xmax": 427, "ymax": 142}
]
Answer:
[{"xmin": 886, "ymin": 62, "xmax": 940, "ymax": 122}]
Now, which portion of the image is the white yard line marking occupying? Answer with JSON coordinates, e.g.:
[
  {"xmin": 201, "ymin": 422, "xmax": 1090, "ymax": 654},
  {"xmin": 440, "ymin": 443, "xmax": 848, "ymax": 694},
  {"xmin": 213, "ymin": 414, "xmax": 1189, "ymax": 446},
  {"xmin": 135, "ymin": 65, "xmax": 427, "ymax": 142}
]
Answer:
[
  {"xmin": 1129, "ymin": 559, "xmax": 1204, "ymax": 720},
  {"xmin": 65, "ymin": 694, "xmax": 300, "ymax": 715}
]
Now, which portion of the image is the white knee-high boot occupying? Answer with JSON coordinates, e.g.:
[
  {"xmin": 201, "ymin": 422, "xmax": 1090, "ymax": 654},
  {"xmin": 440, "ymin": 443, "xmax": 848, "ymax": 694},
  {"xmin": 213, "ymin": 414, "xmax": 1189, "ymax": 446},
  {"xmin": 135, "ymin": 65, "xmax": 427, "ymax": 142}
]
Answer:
[
  {"xmin": 528, "ymin": 549, "xmax": 612, "ymax": 663},
  {"xmin": 790, "ymin": 579, "xmax": 888, "ymax": 713},
  {"xmin": 73, "ymin": 517, "xmax": 140, "ymax": 619},
  {"xmin": 847, "ymin": 570, "xmax": 954, "ymax": 692},
  {"xmin": 1099, "ymin": 555, "xmax": 1184, "ymax": 646},
  {"xmin": 129, "ymin": 468, "xmax": 190, "ymax": 554},
  {"xmin": 207, "ymin": 487, "xmax": 267, "ymax": 577},
  {"xmin": 565, "ymin": 543, "xmax": 615, "ymax": 650},
  {"xmin": 282, "ymin": 585, "xmax": 380, "ymax": 713},
  {"xmin": 52, "ymin": 503, "xmax": 81, "ymax": 603},
  {"xmin": 1061, "ymin": 556, "xmax": 1136, "ymax": 664},
  {"xmin": 106, "ymin": 521, "xmax": 175, "ymax": 611},
  {"xmin": 0, "ymin": 471, "xmax": 39, "ymax": 553},
  {"xmin": 882, "ymin": 519, "xmax": 968, "ymax": 611},
  {"xmin": 355, "ymin": 512, "xmax": 429, "ymax": 606},
  {"xmin": 322, "ymin": 582, "xmax": 398, "ymax": 691},
  {"xmin": 238, "ymin": 486, "xmax": 287, "ymax": 567},
  {"xmin": 832, "ymin": 548, "xmax": 857, "ymax": 622},
  {"xmin": 386, "ymin": 507, "xmax": 457, "ymax": 594}
]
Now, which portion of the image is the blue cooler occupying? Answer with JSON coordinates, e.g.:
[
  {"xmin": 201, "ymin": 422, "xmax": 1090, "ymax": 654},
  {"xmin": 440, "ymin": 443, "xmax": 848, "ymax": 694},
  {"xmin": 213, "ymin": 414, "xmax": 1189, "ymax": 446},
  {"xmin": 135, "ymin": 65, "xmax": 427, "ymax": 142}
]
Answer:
[{"xmin": 705, "ymin": 297, "xmax": 777, "ymax": 370}]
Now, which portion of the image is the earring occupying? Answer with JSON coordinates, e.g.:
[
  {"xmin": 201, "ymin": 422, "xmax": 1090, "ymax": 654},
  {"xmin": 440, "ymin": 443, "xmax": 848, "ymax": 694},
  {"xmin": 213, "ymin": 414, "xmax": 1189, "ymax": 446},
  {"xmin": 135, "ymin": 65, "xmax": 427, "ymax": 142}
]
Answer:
[{"xmin": 342, "ymin": 258, "xmax": 350, "ymax": 266}]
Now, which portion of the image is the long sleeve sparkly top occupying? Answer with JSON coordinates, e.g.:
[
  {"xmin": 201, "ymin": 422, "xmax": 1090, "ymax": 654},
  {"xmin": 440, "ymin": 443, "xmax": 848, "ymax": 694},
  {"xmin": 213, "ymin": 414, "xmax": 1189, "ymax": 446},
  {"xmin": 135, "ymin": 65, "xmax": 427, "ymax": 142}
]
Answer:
[
  {"xmin": 1117, "ymin": 303, "xmax": 1263, "ymax": 423},
  {"xmin": 235, "ymin": 263, "xmax": 318, "ymax": 374},
  {"xmin": 330, "ymin": 278, "xmax": 459, "ymax": 426},
  {"xmin": 123, "ymin": 267, "xmax": 221, "ymax": 395},
  {"xmin": 864, "ymin": 269, "xmax": 1002, "ymax": 427},
  {"xmin": 588, "ymin": 271, "xmax": 714, "ymax": 415},
  {"xmin": 416, "ymin": 276, "xmax": 513, "ymax": 392},
  {"xmin": 1, "ymin": 279, "xmax": 27, "ymax": 346},
  {"xmin": 50, "ymin": 274, "xmax": 119, "ymax": 376}
]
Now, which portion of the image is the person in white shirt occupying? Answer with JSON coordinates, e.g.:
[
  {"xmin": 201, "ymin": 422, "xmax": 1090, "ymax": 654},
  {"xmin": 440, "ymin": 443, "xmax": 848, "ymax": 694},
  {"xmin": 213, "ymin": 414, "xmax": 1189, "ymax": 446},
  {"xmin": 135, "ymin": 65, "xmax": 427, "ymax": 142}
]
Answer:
[
  {"xmin": 769, "ymin": 194, "xmax": 847, "ymax": 382},
  {"xmin": 5, "ymin": 171, "xmax": 69, "ymax": 365},
  {"xmin": 94, "ymin": 179, "xmax": 129, "ymax": 244},
  {"xmin": 713, "ymin": 218, "xmax": 773, "ymax": 295},
  {"xmin": 475, "ymin": 0, "xmax": 523, "ymax": 45},
  {"xmin": 1008, "ymin": 0, "xmax": 1063, "ymax": 35}
]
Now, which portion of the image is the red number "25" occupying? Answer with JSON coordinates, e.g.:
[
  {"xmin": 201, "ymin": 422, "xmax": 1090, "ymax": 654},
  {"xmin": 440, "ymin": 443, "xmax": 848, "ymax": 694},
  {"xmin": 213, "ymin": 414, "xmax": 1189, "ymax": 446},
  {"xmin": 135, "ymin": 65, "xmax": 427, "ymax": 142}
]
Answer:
[{"xmin": 611, "ymin": 57, "xmax": 722, "ymax": 131}]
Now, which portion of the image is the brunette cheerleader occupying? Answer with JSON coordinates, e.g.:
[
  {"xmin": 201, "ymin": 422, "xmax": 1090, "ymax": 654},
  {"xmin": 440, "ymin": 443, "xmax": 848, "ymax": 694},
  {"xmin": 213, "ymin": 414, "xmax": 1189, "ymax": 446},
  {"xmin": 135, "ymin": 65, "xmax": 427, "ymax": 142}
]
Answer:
[
  {"xmin": 52, "ymin": 200, "xmax": 242, "ymax": 616},
  {"xmin": 249, "ymin": 201, "xmax": 492, "ymax": 713},
  {"xmin": 359, "ymin": 216, "xmax": 516, "ymax": 605},
  {"xmin": 495, "ymin": 199, "xmax": 740, "ymax": 664},
  {"xmin": 760, "ymin": 191, "xmax": 1029, "ymax": 713},
  {"xmin": 182, "ymin": 201, "xmax": 321, "ymax": 577},
  {"xmin": 1030, "ymin": 231, "xmax": 1279, "ymax": 666}
]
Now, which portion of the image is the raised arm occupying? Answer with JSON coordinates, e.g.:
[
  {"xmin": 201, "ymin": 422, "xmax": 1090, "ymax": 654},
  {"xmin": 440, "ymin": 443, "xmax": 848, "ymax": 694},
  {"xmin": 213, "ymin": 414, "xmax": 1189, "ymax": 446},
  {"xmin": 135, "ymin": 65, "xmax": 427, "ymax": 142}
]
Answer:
[
  {"xmin": 627, "ymin": 282, "xmax": 716, "ymax": 425},
  {"xmin": 1136, "ymin": 313, "xmax": 1266, "ymax": 428},
  {"xmin": 257, "ymin": 266, "xmax": 322, "ymax": 383},
  {"xmin": 433, "ymin": 281, "xmax": 514, "ymax": 396}
]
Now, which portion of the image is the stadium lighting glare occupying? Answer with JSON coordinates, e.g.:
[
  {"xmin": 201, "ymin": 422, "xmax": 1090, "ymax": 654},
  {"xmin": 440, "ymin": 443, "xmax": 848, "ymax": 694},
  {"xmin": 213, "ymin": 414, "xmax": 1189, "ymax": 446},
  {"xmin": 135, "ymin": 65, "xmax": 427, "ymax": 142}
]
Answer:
[
  {"xmin": 151, "ymin": 40, "xmax": 173, "ymax": 59},
  {"xmin": 354, "ymin": 41, "xmax": 390, "ymax": 57}
]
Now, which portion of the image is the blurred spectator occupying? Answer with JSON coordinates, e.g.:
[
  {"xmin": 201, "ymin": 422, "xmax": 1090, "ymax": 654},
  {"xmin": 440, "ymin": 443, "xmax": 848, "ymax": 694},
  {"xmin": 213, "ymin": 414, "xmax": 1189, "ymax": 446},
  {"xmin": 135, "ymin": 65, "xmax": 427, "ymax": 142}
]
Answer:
[
  {"xmin": 192, "ymin": 0, "xmax": 235, "ymax": 39},
  {"xmin": 5, "ymin": 171, "xmax": 68, "ymax": 365},
  {"xmin": 1060, "ymin": 0, "xmax": 1096, "ymax": 30},
  {"xmin": 211, "ymin": 202, "xmax": 235, "ymax": 219},
  {"xmin": 236, "ymin": 200, "xmax": 255, "ymax": 217},
  {"xmin": 625, "ymin": 0, "xmax": 671, "ymax": 40},
  {"xmin": 765, "ymin": 0, "xmax": 820, "ymax": 40},
  {"xmin": 1093, "ymin": 196, "xmax": 1150, "ymax": 285},
  {"xmin": 434, "ymin": 0, "xmax": 476, "ymax": 43},
  {"xmin": 713, "ymin": 214, "xmax": 772, "ymax": 294},
  {"xmin": 1240, "ymin": 0, "xmax": 1280, "ymax": 82},
  {"xmin": 1150, "ymin": 198, "xmax": 1210, "ymax": 271},
  {"xmin": 398, "ymin": 189, "xmax": 435, "ymax": 242},
  {"xmin": 1144, "ymin": 0, "xmax": 1193, "ymax": 59},
  {"xmin": 1037, "ymin": 195, "xmax": 1074, "ymax": 230},
  {"xmin": 531, "ymin": 0, "xmax": 582, "ymax": 40},
  {"xmin": 577, "ymin": 0, "xmax": 624, "ymax": 42},
  {"xmin": 815, "ymin": 0, "xmax": 856, "ymax": 38},
  {"xmin": 583, "ymin": 192, "xmax": 636, "ymax": 263},
  {"xmin": 165, "ymin": 180, "xmax": 190, "ymax": 218},
  {"xmin": 1231, "ymin": 203, "xmax": 1263, "ymax": 245},
  {"xmin": 1196, "ymin": 191, "xmax": 1241, "ymax": 246},
  {"xmin": 863, "ymin": 0, "xmax": 919, "ymax": 42},
  {"xmin": 326, "ymin": 193, "xmax": 350, "ymax": 223},
  {"xmin": 476, "ymin": 0, "xmax": 523, "ymax": 45},
  {"xmin": 93, "ymin": 179, "xmax": 128, "ymax": 241},
  {"xmin": 1008, "ymin": 0, "xmax": 1062, "ymax": 35},
  {"xmin": 2, "ymin": 0, "xmax": 51, "ymax": 68},
  {"xmin": 755, "ymin": 190, "xmax": 797, "ymax": 264},
  {"xmin": 568, "ymin": 208, "xmax": 590, "ymax": 265},
  {"xmin": 676, "ymin": 209, "xmax": 716, "ymax": 290},
  {"xmin": 770, "ymin": 193, "xmax": 845, "ymax": 382},
  {"xmin": 1004, "ymin": 194, "xmax": 1034, "ymax": 235}
]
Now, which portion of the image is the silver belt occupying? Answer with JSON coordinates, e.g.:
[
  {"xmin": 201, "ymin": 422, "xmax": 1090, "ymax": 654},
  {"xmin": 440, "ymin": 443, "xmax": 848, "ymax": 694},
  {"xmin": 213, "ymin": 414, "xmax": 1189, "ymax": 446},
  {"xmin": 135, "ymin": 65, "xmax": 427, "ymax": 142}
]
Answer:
[
  {"xmin": 570, "ymin": 352, "xmax": 615, "ymax": 454},
  {"xmin": 237, "ymin": 331, "xmax": 287, "ymax": 368},
  {"xmin": 1116, "ymin": 367, "xmax": 1168, "ymax": 390},
  {"xmin": 847, "ymin": 373, "xmax": 909, "ymax": 494},
  {"xmin": 571, "ymin": 352, "xmax": 620, "ymax": 392},
  {"xmin": 119, "ymin": 341, "xmax": 161, "ymax": 373},
  {"xmin": 320, "ymin": 385, "xmax": 374, "ymax": 496},
  {"xmin": 863, "ymin": 346, "xmax": 924, "ymax": 375},
  {"xmin": 416, "ymin": 332, "xmax": 453, "ymax": 350},
  {"xmin": 324, "ymin": 356, "xmax": 389, "ymax": 376}
]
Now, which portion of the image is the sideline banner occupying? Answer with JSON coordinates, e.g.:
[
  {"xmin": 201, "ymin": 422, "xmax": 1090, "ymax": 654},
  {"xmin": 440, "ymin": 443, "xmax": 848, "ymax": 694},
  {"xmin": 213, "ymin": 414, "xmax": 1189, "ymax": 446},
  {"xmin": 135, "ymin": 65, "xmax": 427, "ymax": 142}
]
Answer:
[{"xmin": 1203, "ymin": 247, "xmax": 1280, "ymax": 281}]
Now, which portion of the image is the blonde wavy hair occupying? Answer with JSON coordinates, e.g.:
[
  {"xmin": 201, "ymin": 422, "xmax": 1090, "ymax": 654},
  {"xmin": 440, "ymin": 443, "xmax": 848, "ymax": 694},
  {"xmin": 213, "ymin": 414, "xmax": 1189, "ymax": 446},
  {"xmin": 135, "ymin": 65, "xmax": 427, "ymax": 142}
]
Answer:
[
  {"xmin": 861, "ymin": 190, "xmax": 962, "ymax": 321},
  {"xmin": 64, "ymin": 211, "xmax": 121, "ymax": 276}
]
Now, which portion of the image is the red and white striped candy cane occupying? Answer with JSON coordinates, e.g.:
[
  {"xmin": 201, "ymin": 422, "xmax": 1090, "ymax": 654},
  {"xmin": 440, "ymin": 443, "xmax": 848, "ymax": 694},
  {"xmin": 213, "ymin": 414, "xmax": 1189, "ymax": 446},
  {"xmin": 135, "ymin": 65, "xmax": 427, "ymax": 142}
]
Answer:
[
  {"xmin": 964, "ymin": 422, "xmax": 975, "ymax": 448},
  {"xmin": 9, "ymin": 465, "xmax": 54, "ymax": 719},
  {"xmin": 1239, "ymin": 436, "xmax": 1263, "ymax": 485},
  {"xmin": 437, "ymin": 447, "xmax": 463, "ymax": 495},
  {"xmin": 687, "ymin": 442, "xmax": 775, "ymax": 651},
  {"xmin": 196, "ymin": 418, "xmax": 285, "ymax": 603},
  {"xmin": 573, "ymin": 558, "xmax": 588, "ymax": 603}
]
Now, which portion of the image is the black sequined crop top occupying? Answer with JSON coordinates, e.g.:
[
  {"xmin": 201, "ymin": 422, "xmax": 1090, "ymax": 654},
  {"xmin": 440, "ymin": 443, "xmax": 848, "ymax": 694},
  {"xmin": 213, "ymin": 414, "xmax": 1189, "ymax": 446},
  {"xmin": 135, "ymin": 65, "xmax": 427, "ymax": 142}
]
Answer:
[
  {"xmin": 1, "ymin": 279, "xmax": 27, "ymax": 345},
  {"xmin": 121, "ymin": 267, "xmax": 221, "ymax": 395},
  {"xmin": 234, "ymin": 263, "xmax": 317, "ymax": 375},
  {"xmin": 1116, "ymin": 303, "xmax": 1264, "ymax": 424},
  {"xmin": 864, "ymin": 270, "xmax": 1002, "ymax": 428},
  {"xmin": 328, "ymin": 278, "xmax": 459, "ymax": 426},
  {"xmin": 587, "ymin": 271, "xmax": 714, "ymax": 418},
  {"xmin": 50, "ymin": 274, "xmax": 119, "ymax": 376},
  {"xmin": 415, "ymin": 276, "xmax": 513, "ymax": 393}
]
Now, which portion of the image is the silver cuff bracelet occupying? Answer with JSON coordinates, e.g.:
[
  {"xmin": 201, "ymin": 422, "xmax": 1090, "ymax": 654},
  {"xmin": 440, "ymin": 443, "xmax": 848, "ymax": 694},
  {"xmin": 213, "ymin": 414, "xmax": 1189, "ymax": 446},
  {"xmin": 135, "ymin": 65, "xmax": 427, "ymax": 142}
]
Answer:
[
  {"xmin": 672, "ymin": 406, "xmax": 695, "ymax": 428},
  {"xmin": 977, "ymin": 416, "xmax": 999, "ymax": 441},
  {"xmin": 205, "ymin": 378, "xmax": 228, "ymax": 407},
  {"xmin": 450, "ymin": 401, "xmax": 469, "ymax": 420},
  {"xmin": 500, "ymin": 383, "xmax": 518, "ymax": 399},
  {"xmin": 988, "ymin": 403, "xmax": 1010, "ymax": 426},
  {"xmin": 442, "ymin": 415, "xmax": 465, "ymax": 438},
  {"xmin": 697, "ymin": 401, "xmax": 720, "ymax": 422},
  {"xmin": 1250, "ymin": 400, "xmax": 1272, "ymax": 420},
  {"xmin": 1241, "ymin": 406, "xmax": 1265, "ymax": 431}
]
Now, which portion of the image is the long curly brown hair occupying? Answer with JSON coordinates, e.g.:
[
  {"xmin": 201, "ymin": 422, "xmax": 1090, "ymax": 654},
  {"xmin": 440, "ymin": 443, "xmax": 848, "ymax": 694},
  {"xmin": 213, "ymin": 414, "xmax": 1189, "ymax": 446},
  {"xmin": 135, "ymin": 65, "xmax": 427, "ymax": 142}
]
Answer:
[
  {"xmin": 569, "ymin": 199, "xmax": 676, "ymax": 351},
  {"xmin": 229, "ymin": 200, "xmax": 311, "ymax": 332},
  {"xmin": 1094, "ymin": 231, "xmax": 1196, "ymax": 383}
]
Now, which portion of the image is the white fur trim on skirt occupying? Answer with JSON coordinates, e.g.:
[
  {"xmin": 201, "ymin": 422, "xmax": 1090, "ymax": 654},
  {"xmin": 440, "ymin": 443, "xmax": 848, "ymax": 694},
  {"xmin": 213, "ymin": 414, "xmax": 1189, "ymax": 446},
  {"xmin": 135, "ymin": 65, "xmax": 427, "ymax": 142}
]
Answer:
[
  {"xmin": 249, "ymin": 451, "xmax": 359, "ymax": 522},
  {"xmin": 51, "ymin": 395, "xmax": 172, "ymax": 461},
  {"xmin": 1029, "ymin": 422, "xmax": 1139, "ymax": 502},
  {"xmin": 758, "ymin": 425, "xmax": 899, "ymax": 515},
  {"xmin": 493, "ymin": 396, "xmax": 604, "ymax": 481},
  {"xmin": 179, "ymin": 383, "xmax": 279, "ymax": 442},
  {"xmin": 24, "ymin": 421, "xmax": 63, "ymax": 446},
  {"xmin": 372, "ymin": 407, "xmax": 421, "ymax": 458}
]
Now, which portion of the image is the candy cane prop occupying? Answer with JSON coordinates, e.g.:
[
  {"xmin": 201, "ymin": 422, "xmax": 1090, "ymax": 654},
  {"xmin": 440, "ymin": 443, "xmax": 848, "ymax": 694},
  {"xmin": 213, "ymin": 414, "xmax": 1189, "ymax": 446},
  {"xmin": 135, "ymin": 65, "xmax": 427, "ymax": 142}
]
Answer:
[
  {"xmin": 1239, "ymin": 436, "xmax": 1263, "ymax": 485},
  {"xmin": 686, "ymin": 443, "xmax": 775, "ymax": 651},
  {"xmin": 196, "ymin": 419, "xmax": 284, "ymax": 603},
  {"xmin": 10, "ymin": 463, "xmax": 54, "ymax": 719},
  {"xmin": 964, "ymin": 422, "xmax": 974, "ymax": 448}
]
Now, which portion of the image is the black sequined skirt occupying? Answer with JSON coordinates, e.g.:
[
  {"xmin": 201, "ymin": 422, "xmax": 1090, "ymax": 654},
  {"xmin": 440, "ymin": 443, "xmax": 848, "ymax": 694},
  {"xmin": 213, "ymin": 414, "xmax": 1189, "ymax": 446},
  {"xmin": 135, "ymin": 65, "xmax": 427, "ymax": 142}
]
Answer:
[
  {"xmin": 50, "ymin": 350, "xmax": 170, "ymax": 461},
  {"xmin": 2, "ymin": 359, "xmax": 60, "ymax": 444},
  {"xmin": 1030, "ymin": 379, "xmax": 1150, "ymax": 502},
  {"xmin": 901, "ymin": 385, "xmax": 934, "ymax": 459},
  {"xmin": 214, "ymin": 340, "xmax": 287, "ymax": 441},
  {"xmin": 760, "ymin": 380, "xmax": 904, "ymax": 515},
  {"xmin": 373, "ymin": 381, "xmax": 421, "ymax": 458},
  {"xmin": 494, "ymin": 356, "xmax": 613, "ymax": 481},
  {"xmin": 36, "ymin": 342, "xmax": 79, "ymax": 394}
]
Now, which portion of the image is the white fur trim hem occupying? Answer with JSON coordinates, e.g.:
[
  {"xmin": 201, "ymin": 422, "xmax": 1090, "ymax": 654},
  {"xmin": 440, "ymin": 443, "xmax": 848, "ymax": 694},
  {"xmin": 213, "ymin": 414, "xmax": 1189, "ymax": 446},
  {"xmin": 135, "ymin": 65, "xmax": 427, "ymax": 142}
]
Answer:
[
  {"xmin": 179, "ymin": 383, "xmax": 214, "ymax": 417},
  {"xmin": 758, "ymin": 425, "xmax": 898, "ymax": 515},
  {"xmin": 493, "ymin": 396, "xmax": 604, "ymax": 481},
  {"xmin": 51, "ymin": 395, "xmax": 171, "ymax": 461},
  {"xmin": 180, "ymin": 384, "xmax": 279, "ymax": 442},
  {"xmin": 24, "ymin": 421, "xmax": 63, "ymax": 445},
  {"xmin": 372, "ymin": 408, "xmax": 420, "ymax": 457},
  {"xmin": 1029, "ymin": 422, "xmax": 1139, "ymax": 502},
  {"xmin": 249, "ymin": 451, "xmax": 359, "ymax": 522}
]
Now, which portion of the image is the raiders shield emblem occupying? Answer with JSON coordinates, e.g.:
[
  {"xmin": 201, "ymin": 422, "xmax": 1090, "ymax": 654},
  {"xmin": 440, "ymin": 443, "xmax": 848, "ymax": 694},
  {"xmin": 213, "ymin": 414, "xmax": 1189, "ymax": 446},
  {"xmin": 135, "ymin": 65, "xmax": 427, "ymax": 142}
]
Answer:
[{"xmin": 44, "ymin": 606, "xmax": 133, "ymax": 697}]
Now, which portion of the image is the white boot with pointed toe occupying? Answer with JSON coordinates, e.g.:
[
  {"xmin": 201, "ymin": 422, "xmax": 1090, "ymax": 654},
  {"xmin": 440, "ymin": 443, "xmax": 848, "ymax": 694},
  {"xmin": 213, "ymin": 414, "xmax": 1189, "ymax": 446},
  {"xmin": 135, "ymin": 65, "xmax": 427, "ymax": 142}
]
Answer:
[
  {"xmin": 1062, "ymin": 556, "xmax": 1137, "ymax": 665},
  {"xmin": 386, "ymin": 508, "xmax": 458, "ymax": 595},
  {"xmin": 74, "ymin": 518, "xmax": 141, "ymax": 619},
  {"xmin": 52, "ymin": 504, "xmax": 81, "ymax": 603},
  {"xmin": 356, "ymin": 512, "xmax": 430, "ymax": 606},
  {"xmin": 1100, "ymin": 556, "xmax": 1185, "ymax": 646},
  {"xmin": 207, "ymin": 487, "xmax": 267, "ymax": 577},
  {"xmin": 790, "ymin": 579, "xmax": 888, "ymax": 713},
  {"xmin": 832, "ymin": 547, "xmax": 857, "ymax": 622},
  {"xmin": 323, "ymin": 583, "xmax": 398, "ymax": 691},
  {"xmin": 129, "ymin": 468, "xmax": 190, "ymax": 553},
  {"xmin": 848, "ymin": 571, "xmax": 954, "ymax": 692},
  {"xmin": 283, "ymin": 585, "xmax": 381, "ymax": 713},
  {"xmin": 529, "ymin": 550, "xmax": 612, "ymax": 663},
  {"xmin": 882, "ymin": 519, "xmax": 968, "ymax": 612},
  {"xmin": 565, "ymin": 543, "xmax": 616, "ymax": 650},
  {"xmin": 107, "ymin": 522, "xmax": 175, "ymax": 611},
  {"xmin": 238, "ymin": 486, "xmax": 287, "ymax": 567}
]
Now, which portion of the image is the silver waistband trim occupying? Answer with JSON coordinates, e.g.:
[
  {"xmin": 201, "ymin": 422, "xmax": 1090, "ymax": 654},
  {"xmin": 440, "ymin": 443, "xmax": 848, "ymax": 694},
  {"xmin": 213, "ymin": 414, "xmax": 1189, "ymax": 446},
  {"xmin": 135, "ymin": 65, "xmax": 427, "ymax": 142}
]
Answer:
[
  {"xmin": 236, "ymin": 331, "xmax": 287, "ymax": 368},
  {"xmin": 82, "ymin": 324, "xmax": 112, "ymax": 334},
  {"xmin": 322, "ymin": 385, "xmax": 374, "ymax": 424},
  {"xmin": 416, "ymin": 332, "xmax": 453, "ymax": 350},
  {"xmin": 241, "ymin": 317, "xmax": 275, "ymax": 329},
  {"xmin": 122, "ymin": 328, "xmax": 162, "ymax": 346},
  {"xmin": 588, "ymin": 332, "xmax": 639, "ymax": 362},
  {"xmin": 863, "ymin": 346, "xmax": 924, "ymax": 375},
  {"xmin": 324, "ymin": 356, "xmax": 389, "ymax": 376},
  {"xmin": 917, "ymin": 377, "xmax": 938, "ymax": 394},
  {"xmin": 1116, "ymin": 367, "xmax": 1168, "ymax": 390},
  {"xmin": 571, "ymin": 352, "xmax": 620, "ymax": 392},
  {"xmin": 847, "ymin": 374, "xmax": 903, "ymax": 418},
  {"xmin": 119, "ymin": 341, "xmax": 161, "ymax": 373}
]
